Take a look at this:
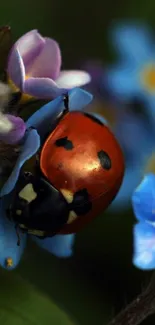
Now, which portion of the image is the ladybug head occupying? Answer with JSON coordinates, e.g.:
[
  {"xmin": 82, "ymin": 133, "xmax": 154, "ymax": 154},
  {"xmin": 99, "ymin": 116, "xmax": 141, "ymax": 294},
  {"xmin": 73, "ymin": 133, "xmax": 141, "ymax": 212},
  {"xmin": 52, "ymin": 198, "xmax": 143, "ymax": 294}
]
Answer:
[{"xmin": 7, "ymin": 171, "xmax": 72, "ymax": 238}]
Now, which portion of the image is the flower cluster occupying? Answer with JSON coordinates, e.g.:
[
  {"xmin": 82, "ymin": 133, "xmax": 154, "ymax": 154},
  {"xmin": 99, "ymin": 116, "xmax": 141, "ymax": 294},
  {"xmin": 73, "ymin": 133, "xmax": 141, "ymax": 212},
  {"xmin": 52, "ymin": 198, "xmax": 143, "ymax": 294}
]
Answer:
[
  {"xmin": 1, "ymin": 21, "xmax": 155, "ymax": 272},
  {"xmin": 0, "ymin": 27, "xmax": 91, "ymax": 144},
  {"xmin": 80, "ymin": 22, "xmax": 155, "ymax": 271},
  {"xmin": 100, "ymin": 21, "xmax": 155, "ymax": 269},
  {"xmin": 0, "ymin": 86, "xmax": 93, "ymax": 270},
  {"xmin": 0, "ymin": 27, "xmax": 93, "ymax": 270}
]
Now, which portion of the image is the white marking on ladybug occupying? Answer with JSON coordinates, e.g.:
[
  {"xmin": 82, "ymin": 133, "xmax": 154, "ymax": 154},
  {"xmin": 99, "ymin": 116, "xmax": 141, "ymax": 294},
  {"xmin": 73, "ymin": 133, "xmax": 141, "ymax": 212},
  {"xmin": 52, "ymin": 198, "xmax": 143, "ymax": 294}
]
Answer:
[
  {"xmin": 67, "ymin": 211, "xmax": 78, "ymax": 224},
  {"xmin": 16, "ymin": 209, "xmax": 22, "ymax": 215},
  {"xmin": 60, "ymin": 189, "xmax": 73, "ymax": 203},
  {"xmin": 19, "ymin": 224, "xmax": 45, "ymax": 237},
  {"xmin": 27, "ymin": 229, "xmax": 45, "ymax": 236},
  {"xmin": 19, "ymin": 224, "xmax": 27, "ymax": 229},
  {"xmin": 19, "ymin": 183, "xmax": 37, "ymax": 203}
]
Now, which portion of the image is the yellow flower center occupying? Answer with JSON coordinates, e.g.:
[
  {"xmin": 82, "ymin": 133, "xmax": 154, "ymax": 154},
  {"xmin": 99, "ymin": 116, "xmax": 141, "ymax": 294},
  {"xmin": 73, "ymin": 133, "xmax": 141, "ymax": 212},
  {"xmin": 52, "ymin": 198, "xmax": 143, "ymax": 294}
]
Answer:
[
  {"xmin": 6, "ymin": 257, "xmax": 13, "ymax": 268},
  {"xmin": 140, "ymin": 63, "xmax": 155, "ymax": 93},
  {"xmin": 8, "ymin": 75, "xmax": 33, "ymax": 103}
]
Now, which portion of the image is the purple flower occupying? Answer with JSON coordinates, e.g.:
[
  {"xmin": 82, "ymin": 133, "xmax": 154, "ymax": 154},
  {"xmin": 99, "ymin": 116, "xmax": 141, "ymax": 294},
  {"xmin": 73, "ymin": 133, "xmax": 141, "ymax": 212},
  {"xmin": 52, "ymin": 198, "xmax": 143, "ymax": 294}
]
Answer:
[
  {"xmin": 0, "ymin": 113, "xmax": 26, "ymax": 144},
  {"xmin": 7, "ymin": 30, "xmax": 91, "ymax": 99}
]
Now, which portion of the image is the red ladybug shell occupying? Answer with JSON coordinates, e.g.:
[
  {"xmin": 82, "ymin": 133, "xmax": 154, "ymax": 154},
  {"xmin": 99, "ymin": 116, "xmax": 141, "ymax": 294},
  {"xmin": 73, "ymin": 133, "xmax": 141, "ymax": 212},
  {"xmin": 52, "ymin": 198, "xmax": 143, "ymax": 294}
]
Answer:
[{"xmin": 40, "ymin": 112, "xmax": 124, "ymax": 234}]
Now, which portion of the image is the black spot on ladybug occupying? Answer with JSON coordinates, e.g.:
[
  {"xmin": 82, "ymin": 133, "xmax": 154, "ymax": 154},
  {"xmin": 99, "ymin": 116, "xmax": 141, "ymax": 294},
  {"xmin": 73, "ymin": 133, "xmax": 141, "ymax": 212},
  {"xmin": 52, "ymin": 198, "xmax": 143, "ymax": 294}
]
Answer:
[
  {"xmin": 84, "ymin": 113, "xmax": 104, "ymax": 126},
  {"xmin": 98, "ymin": 150, "xmax": 111, "ymax": 170},
  {"xmin": 70, "ymin": 189, "xmax": 92, "ymax": 215},
  {"xmin": 55, "ymin": 136, "xmax": 74, "ymax": 150}
]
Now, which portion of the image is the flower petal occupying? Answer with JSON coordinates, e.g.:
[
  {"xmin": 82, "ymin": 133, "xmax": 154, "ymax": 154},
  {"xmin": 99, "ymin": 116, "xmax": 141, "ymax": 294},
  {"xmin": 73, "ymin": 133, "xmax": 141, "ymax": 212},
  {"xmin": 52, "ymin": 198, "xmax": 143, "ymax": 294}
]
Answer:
[
  {"xmin": 0, "ymin": 115, "xmax": 26, "ymax": 144},
  {"xmin": 0, "ymin": 112, "xmax": 13, "ymax": 134},
  {"xmin": 14, "ymin": 30, "xmax": 45, "ymax": 69},
  {"xmin": 105, "ymin": 64, "xmax": 140, "ymax": 100},
  {"xmin": 33, "ymin": 234, "xmax": 75, "ymax": 258},
  {"xmin": 133, "ymin": 222, "xmax": 155, "ymax": 270},
  {"xmin": 56, "ymin": 70, "xmax": 91, "ymax": 88},
  {"xmin": 82, "ymin": 60, "xmax": 103, "ymax": 82},
  {"xmin": 28, "ymin": 37, "xmax": 61, "ymax": 80},
  {"xmin": 109, "ymin": 166, "xmax": 142, "ymax": 210},
  {"xmin": 114, "ymin": 111, "xmax": 154, "ymax": 162},
  {"xmin": 26, "ymin": 88, "xmax": 93, "ymax": 138},
  {"xmin": 139, "ymin": 92, "xmax": 155, "ymax": 126},
  {"xmin": 0, "ymin": 195, "xmax": 27, "ymax": 270},
  {"xmin": 132, "ymin": 173, "xmax": 155, "ymax": 223},
  {"xmin": 7, "ymin": 48, "xmax": 25, "ymax": 89},
  {"xmin": 0, "ymin": 128, "xmax": 40, "ymax": 197},
  {"xmin": 24, "ymin": 77, "xmax": 64, "ymax": 99},
  {"xmin": 68, "ymin": 87, "xmax": 93, "ymax": 110},
  {"xmin": 110, "ymin": 22, "xmax": 153, "ymax": 63}
]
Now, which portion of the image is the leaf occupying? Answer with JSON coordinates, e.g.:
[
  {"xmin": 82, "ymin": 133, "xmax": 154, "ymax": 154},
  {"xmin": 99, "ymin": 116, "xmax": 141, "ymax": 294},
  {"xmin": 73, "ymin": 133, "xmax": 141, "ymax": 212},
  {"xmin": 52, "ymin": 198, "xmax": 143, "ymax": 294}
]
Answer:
[
  {"xmin": 0, "ymin": 268, "xmax": 76, "ymax": 325},
  {"xmin": 0, "ymin": 26, "xmax": 12, "ymax": 78}
]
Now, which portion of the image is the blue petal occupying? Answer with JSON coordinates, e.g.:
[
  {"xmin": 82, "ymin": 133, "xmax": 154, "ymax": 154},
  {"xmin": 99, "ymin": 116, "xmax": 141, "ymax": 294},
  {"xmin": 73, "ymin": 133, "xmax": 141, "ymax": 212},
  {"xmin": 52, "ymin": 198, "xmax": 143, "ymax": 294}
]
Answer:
[
  {"xmin": 33, "ymin": 234, "xmax": 75, "ymax": 258},
  {"xmin": 138, "ymin": 92, "xmax": 155, "ymax": 126},
  {"xmin": 108, "ymin": 166, "xmax": 142, "ymax": 210},
  {"xmin": 132, "ymin": 174, "xmax": 155, "ymax": 222},
  {"xmin": 133, "ymin": 222, "xmax": 155, "ymax": 270},
  {"xmin": 0, "ymin": 196, "xmax": 27, "ymax": 270},
  {"xmin": 108, "ymin": 111, "xmax": 155, "ymax": 210},
  {"xmin": 68, "ymin": 87, "xmax": 93, "ymax": 110},
  {"xmin": 0, "ymin": 128, "xmax": 40, "ymax": 197},
  {"xmin": 114, "ymin": 111, "xmax": 155, "ymax": 162},
  {"xmin": 110, "ymin": 22, "xmax": 153, "ymax": 63},
  {"xmin": 105, "ymin": 63, "xmax": 140, "ymax": 100},
  {"xmin": 26, "ymin": 88, "xmax": 93, "ymax": 138}
]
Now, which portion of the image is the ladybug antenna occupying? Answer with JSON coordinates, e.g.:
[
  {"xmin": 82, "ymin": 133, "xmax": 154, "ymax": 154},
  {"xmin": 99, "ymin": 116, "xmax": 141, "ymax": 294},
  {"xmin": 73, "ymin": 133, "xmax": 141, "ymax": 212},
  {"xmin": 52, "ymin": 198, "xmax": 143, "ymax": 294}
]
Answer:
[
  {"xmin": 63, "ymin": 93, "xmax": 69, "ymax": 113},
  {"xmin": 15, "ymin": 224, "xmax": 21, "ymax": 246}
]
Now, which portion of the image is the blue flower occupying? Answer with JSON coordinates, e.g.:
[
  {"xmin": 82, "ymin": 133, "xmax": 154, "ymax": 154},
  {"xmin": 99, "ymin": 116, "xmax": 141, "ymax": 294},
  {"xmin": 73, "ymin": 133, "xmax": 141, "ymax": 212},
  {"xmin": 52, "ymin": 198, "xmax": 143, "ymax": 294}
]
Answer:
[
  {"xmin": 108, "ymin": 108, "xmax": 155, "ymax": 210},
  {"xmin": 132, "ymin": 174, "xmax": 155, "ymax": 269},
  {"xmin": 0, "ymin": 87, "xmax": 93, "ymax": 270},
  {"xmin": 105, "ymin": 22, "xmax": 155, "ymax": 123}
]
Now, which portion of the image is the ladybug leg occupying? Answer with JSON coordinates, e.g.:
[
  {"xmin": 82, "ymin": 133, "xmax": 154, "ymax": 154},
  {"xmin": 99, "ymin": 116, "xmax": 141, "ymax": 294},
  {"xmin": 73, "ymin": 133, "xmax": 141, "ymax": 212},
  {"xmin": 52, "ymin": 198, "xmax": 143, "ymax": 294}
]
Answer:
[
  {"xmin": 36, "ymin": 235, "xmax": 47, "ymax": 240},
  {"xmin": 9, "ymin": 91, "xmax": 22, "ymax": 106},
  {"xmin": 15, "ymin": 224, "xmax": 21, "ymax": 246},
  {"xmin": 27, "ymin": 126, "xmax": 36, "ymax": 131},
  {"xmin": 35, "ymin": 152, "xmax": 40, "ymax": 167},
  {"xmin": 63, "ymin": 93, "xmax": 69, "ymax": 113}
]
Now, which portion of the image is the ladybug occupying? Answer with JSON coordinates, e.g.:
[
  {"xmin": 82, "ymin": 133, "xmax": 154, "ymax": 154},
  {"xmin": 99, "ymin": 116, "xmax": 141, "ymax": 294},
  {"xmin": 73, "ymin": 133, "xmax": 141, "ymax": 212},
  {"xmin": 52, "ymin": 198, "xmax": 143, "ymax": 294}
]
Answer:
[{"xmin": 7, "ymin": 94, "xmax": 125, "ymax": 243}]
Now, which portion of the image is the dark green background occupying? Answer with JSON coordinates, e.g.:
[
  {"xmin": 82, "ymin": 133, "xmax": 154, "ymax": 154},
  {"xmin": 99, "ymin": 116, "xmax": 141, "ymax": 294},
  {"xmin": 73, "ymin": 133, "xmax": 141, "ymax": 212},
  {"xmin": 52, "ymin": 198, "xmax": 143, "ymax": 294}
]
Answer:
[{"xmin": 0, "ymin": 1, "xmax": 154, "ymax": 324}]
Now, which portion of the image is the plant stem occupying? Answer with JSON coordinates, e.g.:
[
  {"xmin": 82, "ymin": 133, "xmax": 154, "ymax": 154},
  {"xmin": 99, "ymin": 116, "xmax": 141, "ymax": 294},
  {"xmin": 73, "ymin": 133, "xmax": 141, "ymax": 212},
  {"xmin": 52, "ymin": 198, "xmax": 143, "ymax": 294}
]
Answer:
[{"xmin": 107, "ymin": 272, "xmax": 155, "ymax": 325}]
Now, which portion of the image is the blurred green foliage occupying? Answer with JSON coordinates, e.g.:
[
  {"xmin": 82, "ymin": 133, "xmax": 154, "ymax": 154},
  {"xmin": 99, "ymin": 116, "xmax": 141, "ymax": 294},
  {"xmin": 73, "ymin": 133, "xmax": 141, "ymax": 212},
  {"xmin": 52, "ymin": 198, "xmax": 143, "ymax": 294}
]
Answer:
[
  {"xmin": 0, "ymin": 0, "xmax": 155, "ymax": 324},
  {"xmin": 0, "ymin": 268, "xmax": 75, "ymax": 325}
]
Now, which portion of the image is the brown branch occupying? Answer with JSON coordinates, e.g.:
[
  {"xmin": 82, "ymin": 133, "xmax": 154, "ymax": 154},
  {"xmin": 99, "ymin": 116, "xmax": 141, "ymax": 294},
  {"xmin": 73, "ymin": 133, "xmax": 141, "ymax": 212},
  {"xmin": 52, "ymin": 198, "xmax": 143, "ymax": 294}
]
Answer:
[{"xmin": 107, "ymin": 272, "xmax": 155, "ymax": 325}]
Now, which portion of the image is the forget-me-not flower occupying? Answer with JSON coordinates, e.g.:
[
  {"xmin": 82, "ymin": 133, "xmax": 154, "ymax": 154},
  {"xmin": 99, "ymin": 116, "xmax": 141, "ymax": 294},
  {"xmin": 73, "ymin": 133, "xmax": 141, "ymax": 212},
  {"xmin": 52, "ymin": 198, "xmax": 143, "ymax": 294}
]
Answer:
[{"xmin": 132, "ymin": 173, "xmax": 155, "ymax": 269}]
